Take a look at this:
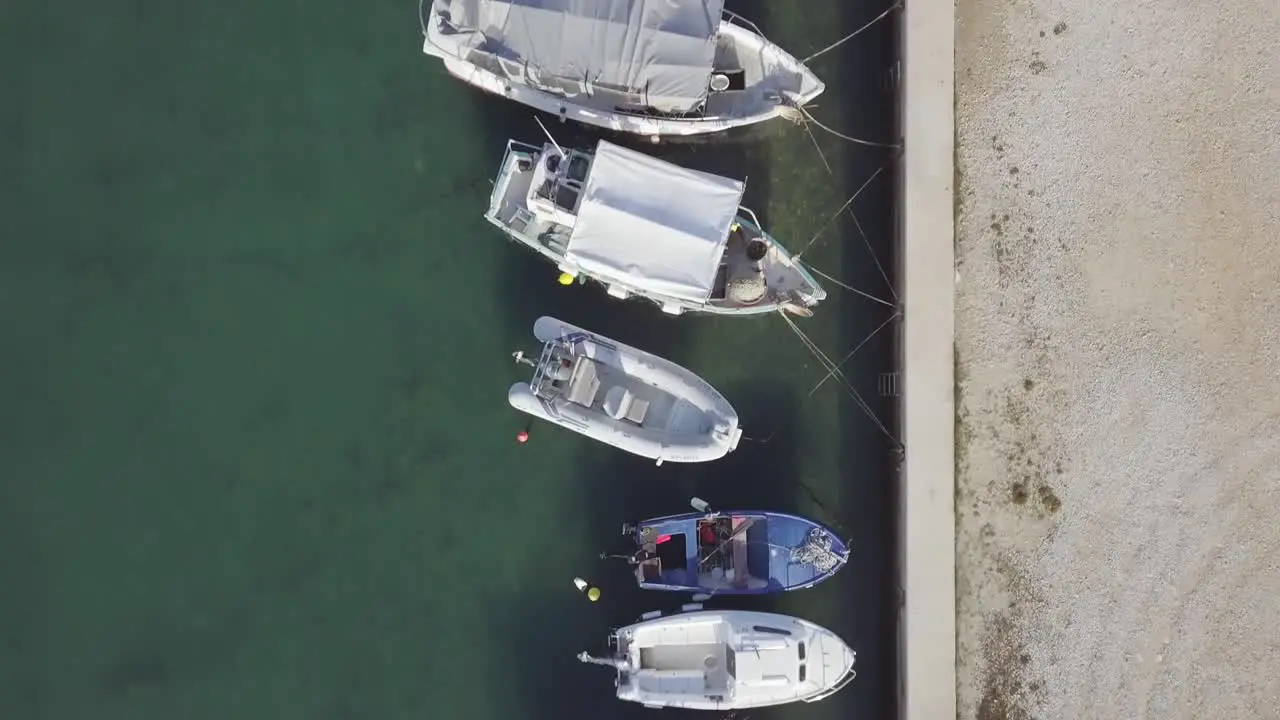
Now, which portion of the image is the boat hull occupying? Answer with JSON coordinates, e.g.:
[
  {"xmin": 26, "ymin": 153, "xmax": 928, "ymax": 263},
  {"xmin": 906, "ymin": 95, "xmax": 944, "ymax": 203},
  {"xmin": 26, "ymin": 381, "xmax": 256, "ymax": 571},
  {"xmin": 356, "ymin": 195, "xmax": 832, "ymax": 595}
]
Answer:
[
  {"xmin": 483, "ymin": 140, "xmax": 826, "ymax": 317},
  {"xmin": 510, "ymin": 317, "xmax": 742, "ymax": 463},
  {"xmin": 583, "ymin": 607, "xmax": 857, "ymax": 710},
  {"xmin": 626, "ymin": 510, "xmax": 849, "ymax": 594}
]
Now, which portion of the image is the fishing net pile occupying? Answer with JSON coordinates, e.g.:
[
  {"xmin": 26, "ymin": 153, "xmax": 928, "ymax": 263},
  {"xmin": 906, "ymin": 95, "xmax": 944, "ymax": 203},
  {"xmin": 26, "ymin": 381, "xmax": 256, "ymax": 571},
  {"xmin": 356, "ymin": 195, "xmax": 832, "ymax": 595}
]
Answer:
[{"xmin": 790, "ymin": 527, "xmax": 843, "ymax": 573}]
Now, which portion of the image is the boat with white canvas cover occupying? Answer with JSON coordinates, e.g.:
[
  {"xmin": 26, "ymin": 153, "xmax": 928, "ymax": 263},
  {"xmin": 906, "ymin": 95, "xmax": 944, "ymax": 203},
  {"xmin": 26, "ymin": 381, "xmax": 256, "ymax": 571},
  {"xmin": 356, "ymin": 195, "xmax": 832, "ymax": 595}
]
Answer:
[
  {"xmin": 418, "ymin": 0, "xmax": 824, "ymax": 139},
  {"xmin": 486, "ymin": 138, "xmax": 827, "ymax": 316},
  {"xmin": 509, "ymin": 316, "xmax": 742, "ymax": 464},
  {"xmin": 578, "ymin": 606, "xmax": 857, "ymax": 710}
]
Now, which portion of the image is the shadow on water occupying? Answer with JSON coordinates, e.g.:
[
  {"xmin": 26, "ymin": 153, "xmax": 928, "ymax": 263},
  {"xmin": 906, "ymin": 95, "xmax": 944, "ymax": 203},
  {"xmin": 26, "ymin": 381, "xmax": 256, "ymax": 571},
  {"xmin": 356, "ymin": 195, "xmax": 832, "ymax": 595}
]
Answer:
[{"xmin": 820, "ymin": 1, "xmax": 904, "ymax": 719}]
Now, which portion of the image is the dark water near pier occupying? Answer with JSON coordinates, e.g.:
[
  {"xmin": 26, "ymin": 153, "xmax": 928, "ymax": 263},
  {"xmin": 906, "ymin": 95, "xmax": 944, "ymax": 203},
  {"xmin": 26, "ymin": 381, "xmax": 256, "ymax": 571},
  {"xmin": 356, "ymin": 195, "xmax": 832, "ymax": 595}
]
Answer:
[{"xmin": 0, "ymin": 1, "xmax": 901, "ymax": 718}]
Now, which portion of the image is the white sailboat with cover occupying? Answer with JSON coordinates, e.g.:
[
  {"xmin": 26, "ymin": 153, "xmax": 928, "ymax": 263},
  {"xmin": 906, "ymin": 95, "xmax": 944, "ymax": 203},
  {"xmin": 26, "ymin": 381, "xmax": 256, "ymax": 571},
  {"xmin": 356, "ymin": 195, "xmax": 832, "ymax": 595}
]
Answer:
[
  {"xmin": 419, "ymin": 0, "xmax": 824, "ymax": 138},
  {"xmin": 485, "ymin": 136, "xmax": 827, "ymax": 316}
]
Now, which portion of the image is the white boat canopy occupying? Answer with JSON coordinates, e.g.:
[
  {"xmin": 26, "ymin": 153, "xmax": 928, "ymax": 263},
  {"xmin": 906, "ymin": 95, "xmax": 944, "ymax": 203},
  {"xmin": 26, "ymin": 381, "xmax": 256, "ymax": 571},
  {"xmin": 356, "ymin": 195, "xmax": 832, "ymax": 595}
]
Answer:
[
  {"xmin": 566, "ymin": 141, "xmax": 746, "ymax": 303},
  {"xmin": 435, "ymin": 0, "xmax": 726, "ymax": 113}
]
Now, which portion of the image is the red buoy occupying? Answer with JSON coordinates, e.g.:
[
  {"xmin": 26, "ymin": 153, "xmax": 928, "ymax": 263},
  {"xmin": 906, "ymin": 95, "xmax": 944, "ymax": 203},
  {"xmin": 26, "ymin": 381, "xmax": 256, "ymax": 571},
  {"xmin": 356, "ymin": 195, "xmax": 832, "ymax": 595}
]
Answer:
[{"xmin": 516, "ymin": 430, "xmax": 529, "ymax": 443}]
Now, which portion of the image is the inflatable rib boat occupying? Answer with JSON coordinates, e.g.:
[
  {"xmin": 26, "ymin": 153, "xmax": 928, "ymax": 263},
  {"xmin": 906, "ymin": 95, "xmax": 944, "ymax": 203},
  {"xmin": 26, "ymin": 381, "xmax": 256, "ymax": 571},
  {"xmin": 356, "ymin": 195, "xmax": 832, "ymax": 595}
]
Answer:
[{"xmin": 509, "ymin": 316, "xmax": 742, "ymax": 464}]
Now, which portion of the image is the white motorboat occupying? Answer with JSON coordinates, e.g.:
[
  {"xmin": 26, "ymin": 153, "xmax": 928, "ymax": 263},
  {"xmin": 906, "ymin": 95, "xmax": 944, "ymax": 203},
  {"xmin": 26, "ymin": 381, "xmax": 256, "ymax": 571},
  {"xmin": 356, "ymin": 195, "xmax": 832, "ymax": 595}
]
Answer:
[
  {"xmin": 419, "ymin": 0, "xmax": 824, "ymax": 139},
  {"xmin": 509, "ymin": 316, "xmax": 741, "ymax": 464},
  {"xmin": 578, "ymin": 605, "xmax": 857, "ymax": 710},
  {"xmin": 486, "ymin": 138, "xmax": 827, "ymax": 317}
]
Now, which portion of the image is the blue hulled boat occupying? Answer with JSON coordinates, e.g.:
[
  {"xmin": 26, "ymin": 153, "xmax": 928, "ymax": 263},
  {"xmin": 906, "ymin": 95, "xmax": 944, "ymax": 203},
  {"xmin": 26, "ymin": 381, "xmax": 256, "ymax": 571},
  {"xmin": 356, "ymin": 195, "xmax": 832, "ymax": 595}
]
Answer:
[{"xmin": 605, "ymin": 498, "xmax": 849, "ymax": 595}]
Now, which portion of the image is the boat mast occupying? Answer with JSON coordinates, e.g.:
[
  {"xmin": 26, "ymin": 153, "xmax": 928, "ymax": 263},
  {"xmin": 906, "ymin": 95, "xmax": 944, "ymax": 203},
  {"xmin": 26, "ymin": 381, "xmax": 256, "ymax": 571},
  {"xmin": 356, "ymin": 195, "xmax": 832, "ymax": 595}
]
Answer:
[{"xmin": 534, "ymin": 116, "xmax": 567, "ymax": 158}]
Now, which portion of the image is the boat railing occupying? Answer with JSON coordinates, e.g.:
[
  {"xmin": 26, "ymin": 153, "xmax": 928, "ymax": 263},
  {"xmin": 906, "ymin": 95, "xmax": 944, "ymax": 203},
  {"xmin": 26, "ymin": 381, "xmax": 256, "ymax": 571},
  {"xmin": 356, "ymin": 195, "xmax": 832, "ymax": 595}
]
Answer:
[
  {"xmin": 488, "ymin": 141, "xmax": 519, "ymax": 210},
  {"xmin": 720, "ymin": 8, "xmax": 770, "ymax": 45},
  {"xmin": 803, "ymin": 659, "xmax": 857, "ymax": 702},
  {"xmin": 736, "ymin": 205, "xmax": 764, "ymax": 231},
  {"xmin": 739, "ymin": 201, "xmax": 823, "ymax": 297},
  {"xmin": 721, "ymin": 8, "xmax": 788, "ymax": 76},
  {"xmin": 527, "ymin": 340, "xmax": 564, "ymax": 397},
  {"xmin": 488, "ymin": 139, "xmax": 543, "ymax": 220},
  {"xmin": 418, "ymin": 0, "xmax": 431, "ymax": 39}
]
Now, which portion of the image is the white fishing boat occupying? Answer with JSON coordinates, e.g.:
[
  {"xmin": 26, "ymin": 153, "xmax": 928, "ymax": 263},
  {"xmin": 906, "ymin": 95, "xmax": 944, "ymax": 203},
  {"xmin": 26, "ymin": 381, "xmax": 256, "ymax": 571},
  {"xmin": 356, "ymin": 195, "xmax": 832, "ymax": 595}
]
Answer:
[
  {"xmin": 578, "ymin": 605, "xmax": 857, "ymax": 710},
  {"xmin": 419, "ymin": 0, "xmax": 824, "ymax": 139},
  {"xmin": 509, "ymin": 316, "xmax": 741, "ymax": 464},
  {"xmin": 486, "ymin": 138, "xmax": 827, "ymax": 316}
]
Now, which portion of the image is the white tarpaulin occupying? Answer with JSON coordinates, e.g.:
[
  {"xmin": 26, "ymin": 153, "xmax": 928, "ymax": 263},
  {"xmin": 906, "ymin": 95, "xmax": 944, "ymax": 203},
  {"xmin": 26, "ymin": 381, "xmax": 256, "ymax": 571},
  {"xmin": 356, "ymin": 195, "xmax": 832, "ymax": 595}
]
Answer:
[
  {"xmin": 437, "ymin": 0, "xmax": 725, "ymax": 113},
  {"xmin": 565, "ymin": 141, "xmax": 745, "ymax": 303}
]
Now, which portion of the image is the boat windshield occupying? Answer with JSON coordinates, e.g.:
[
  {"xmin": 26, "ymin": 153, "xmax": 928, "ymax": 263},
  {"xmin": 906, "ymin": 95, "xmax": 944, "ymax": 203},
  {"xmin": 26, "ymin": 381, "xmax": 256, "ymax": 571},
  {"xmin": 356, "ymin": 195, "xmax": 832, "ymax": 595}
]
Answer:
[
  {"xmin": 531, "ymin": 149, "xmax": 593, "ymax": 215},
  {"xmin": 529, "ymin": 340, "xmax": 603, "ymax": 408}
]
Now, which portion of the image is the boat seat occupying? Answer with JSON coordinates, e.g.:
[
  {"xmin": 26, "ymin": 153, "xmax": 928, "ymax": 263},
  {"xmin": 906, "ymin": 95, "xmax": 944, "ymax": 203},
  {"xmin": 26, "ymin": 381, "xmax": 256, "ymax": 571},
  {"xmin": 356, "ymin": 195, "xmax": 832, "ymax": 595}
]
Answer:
[
  {"xmin": 566, "ymin": 358, "xmax": 601, "ymax": 407},
  {"xmin": 603, "ymin": 386, "xmax": 649, "ymax": 424}
]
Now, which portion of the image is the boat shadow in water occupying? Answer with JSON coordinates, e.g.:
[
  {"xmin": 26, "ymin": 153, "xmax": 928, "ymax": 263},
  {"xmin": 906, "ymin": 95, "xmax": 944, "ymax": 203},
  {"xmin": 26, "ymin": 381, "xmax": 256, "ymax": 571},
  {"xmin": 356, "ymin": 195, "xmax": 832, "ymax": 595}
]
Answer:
[
  {"xmin": 819, "ymin": 0, "xmax": 904, "ymax": 717},
  {"xmin": 482, "ymin": 381, "xmax": 805, "ymax": 720}
]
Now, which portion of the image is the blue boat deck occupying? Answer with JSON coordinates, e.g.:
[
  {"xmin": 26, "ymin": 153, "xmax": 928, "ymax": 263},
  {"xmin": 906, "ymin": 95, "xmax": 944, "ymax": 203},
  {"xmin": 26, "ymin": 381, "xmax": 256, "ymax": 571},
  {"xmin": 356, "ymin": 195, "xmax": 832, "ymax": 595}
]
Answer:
[{"xmin": 632, "ymin": 510, "xmax": 847, "ymax": 594}]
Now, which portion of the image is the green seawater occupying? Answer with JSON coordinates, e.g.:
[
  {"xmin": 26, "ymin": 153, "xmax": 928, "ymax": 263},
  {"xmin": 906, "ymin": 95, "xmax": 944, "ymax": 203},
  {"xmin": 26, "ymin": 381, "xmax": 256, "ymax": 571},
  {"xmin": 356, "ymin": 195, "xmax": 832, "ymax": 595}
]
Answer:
[{"xmin": 1, "ymin": 1, "xmax": 901, "ymax": 718}]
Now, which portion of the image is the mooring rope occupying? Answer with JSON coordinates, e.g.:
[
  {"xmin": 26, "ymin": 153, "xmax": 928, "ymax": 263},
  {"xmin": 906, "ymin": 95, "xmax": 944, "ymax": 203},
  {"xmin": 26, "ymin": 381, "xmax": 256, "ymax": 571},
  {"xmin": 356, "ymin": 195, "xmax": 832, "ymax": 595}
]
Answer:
[
  {"xmin": 779, "ymin": 311, "xmax": 900, "ymax": 446},
  {"xmin": 807, "ymin": 310, "xmax": 901, "ymax": 396},
  {"xmin": 809, "ymin": 266, "xmax": 896, "ymax": 308},
  {"xmin": 795, "ymin": 165, "xmax": 886, "ymax": 260},
  {"xmin": 796, "ymin": 104, "xmax": 902, "ymax": 149},
  {"xmin": 802, "ymin": 122, "xmax": 899, "ymax": 303},
  {"xmin": 801, "ymin": 2, "xmax": 904, "ymax": 65}
]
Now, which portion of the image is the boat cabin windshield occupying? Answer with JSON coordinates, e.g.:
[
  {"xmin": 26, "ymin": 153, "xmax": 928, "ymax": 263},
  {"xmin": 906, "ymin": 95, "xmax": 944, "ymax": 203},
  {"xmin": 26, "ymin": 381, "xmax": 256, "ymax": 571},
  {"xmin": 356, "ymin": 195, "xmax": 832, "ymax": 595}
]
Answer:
[
  {"xmin": 631, "ymin": 527, "xmax": 688, "ymax": 585},
  {"xmin": 528, "ymin": 147, "xmax": 594, "ymax": 216},
  {"xmin": 695, "ymin": 516, "xmax": 757, "ymax": 588},
  {"xmin": 528, "ymin": 339, "xmax": 601, "ymax": 407}
]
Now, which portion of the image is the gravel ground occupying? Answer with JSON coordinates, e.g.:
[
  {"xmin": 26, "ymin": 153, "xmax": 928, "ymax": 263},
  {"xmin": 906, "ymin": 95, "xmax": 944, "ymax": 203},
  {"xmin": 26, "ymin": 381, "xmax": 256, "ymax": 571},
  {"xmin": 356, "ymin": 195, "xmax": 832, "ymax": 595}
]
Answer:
[{"xmin": 953, "ymin": 1, "xmax": 1280, "ymax": 718}]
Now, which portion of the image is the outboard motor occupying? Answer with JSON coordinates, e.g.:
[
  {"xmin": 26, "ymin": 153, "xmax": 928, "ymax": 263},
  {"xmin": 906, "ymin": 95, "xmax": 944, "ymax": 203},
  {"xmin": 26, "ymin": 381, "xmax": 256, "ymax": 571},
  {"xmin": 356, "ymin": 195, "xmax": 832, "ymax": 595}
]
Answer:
[{"xmin": 745, "ymin": 239, "xmax": 769, "ymax": 273}]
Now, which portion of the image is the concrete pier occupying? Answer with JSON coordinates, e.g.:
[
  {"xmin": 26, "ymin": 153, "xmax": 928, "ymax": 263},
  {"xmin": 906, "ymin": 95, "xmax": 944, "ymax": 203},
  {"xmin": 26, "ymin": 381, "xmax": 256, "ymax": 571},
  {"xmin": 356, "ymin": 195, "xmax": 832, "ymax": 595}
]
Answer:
[{"xmin": 898, "ymin": 0, "xmax": 956, "ymax": 717}]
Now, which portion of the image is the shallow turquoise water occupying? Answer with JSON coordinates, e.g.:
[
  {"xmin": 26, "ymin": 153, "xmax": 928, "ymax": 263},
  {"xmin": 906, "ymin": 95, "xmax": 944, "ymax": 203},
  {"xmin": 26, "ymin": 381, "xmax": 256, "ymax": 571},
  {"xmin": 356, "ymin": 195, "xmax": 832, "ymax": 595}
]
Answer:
[{"xmin": 1, "ymin": 1, "xmax": 901, "ymax": 718}]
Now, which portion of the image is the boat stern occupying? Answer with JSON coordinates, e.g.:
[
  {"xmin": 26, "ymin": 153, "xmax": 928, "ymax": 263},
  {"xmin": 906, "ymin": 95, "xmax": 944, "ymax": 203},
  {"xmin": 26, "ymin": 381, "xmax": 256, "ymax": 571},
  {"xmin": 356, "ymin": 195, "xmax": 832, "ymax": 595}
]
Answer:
[
  {"xmin": 727, "ymin": 425, "xmax": 743, "ymax": 453},
  {"xmin": 507, "ymin": 381, "xmax": 540, "ymax": 413},
  {"xmin": 485, "ymin": 139, "xmax": 542, "ymax": 231},
  {"xmin": 419, "ymin": 1, "xmax": 454, "ymax": 60}
]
